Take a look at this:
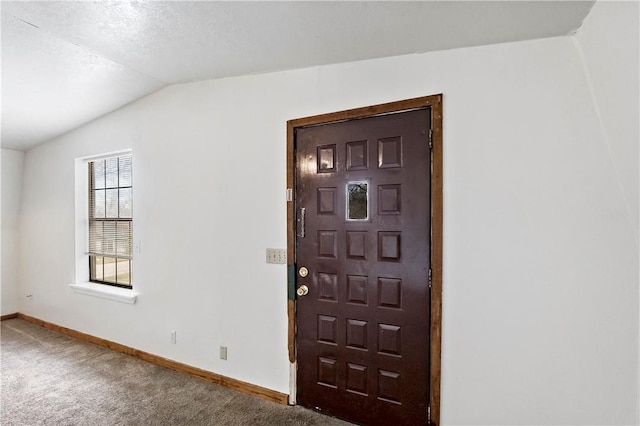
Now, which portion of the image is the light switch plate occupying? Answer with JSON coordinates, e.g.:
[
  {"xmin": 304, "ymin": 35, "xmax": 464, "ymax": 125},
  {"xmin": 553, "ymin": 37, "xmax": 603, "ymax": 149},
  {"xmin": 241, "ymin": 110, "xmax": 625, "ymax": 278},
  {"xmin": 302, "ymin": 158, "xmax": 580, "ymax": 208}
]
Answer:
[{"xmin": 266, "ymin": 248, "xmax": 287, "ymax": 264}]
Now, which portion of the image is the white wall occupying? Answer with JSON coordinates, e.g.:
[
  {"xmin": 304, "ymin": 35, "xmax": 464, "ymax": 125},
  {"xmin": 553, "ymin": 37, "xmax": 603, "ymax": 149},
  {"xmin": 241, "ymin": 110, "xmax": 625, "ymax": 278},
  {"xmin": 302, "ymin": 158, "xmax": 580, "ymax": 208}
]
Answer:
[
  {"xmin": 1, "ymin": 148, "xmax": 24, "ymax": 315},
  {"xmin": 575, "ymin": 0, "xmax": 639, "ymax": 242},
  {"xmin": 16, "ymin": 34, "xmax": 638, "ymax": 425},
  {"xmin": 575, "ymin": 5, "xmax": 640, "ymax": 424}
]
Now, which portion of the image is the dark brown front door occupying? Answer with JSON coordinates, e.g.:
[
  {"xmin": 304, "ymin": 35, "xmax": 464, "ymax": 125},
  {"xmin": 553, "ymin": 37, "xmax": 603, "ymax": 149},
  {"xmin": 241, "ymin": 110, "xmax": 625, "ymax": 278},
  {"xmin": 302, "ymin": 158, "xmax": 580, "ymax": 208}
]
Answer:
[{"xmin": 295, "ymin": 108, "xmax": 432, "ymax": 425}]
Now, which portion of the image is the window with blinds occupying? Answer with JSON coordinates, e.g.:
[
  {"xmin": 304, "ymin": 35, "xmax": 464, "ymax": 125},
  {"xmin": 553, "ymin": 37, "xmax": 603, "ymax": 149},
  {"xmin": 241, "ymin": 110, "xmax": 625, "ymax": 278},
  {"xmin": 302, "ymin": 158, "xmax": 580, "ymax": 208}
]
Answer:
[{"xmin": 89, "ymin": 155, "xmax": 133, "ymax": 288}]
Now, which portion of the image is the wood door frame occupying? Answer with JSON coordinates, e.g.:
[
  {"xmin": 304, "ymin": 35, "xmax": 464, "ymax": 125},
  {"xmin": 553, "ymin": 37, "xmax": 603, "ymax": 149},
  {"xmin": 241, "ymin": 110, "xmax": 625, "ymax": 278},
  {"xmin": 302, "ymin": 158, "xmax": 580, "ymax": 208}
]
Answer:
[{"xmin": 286, "ymin": 94, "xmax": 443, "ymax": 425}]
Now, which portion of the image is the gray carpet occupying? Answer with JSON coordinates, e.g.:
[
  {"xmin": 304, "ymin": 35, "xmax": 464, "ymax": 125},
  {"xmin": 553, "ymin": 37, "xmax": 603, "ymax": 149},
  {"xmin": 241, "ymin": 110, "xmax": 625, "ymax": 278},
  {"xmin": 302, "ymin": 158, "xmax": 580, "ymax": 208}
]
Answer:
[{"xmin": 1, "ymin": 319, "xmax": 352, "ymax": 426}]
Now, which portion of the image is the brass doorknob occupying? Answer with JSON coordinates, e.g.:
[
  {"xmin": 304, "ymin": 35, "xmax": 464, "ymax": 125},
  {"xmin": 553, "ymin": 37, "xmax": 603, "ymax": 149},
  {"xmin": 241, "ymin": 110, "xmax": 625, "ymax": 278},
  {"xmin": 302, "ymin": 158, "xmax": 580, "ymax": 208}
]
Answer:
[{"xmin": 297, "ymin": 285, "xmax": 309, "ymax": 297}]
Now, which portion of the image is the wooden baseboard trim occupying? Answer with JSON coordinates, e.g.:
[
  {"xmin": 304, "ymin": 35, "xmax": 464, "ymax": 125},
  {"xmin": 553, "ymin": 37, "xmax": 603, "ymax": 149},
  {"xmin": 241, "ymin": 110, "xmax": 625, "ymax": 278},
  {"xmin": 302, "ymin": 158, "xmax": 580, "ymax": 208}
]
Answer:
[
  {"xmin": 1, "ymin": 313, "xmax": 19, "ymax": 321},
  {"xmin": 15, "ymin": 313, "xmax": 288, "ymax": 405}
]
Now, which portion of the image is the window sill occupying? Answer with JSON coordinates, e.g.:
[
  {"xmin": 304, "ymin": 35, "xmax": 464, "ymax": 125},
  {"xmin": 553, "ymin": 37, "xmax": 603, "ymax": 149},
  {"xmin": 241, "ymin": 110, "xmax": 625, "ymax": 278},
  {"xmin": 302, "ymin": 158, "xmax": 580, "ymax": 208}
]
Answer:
[{"xmin": 69, "ymin": 282, "xmax": 138, "ymax": 304}]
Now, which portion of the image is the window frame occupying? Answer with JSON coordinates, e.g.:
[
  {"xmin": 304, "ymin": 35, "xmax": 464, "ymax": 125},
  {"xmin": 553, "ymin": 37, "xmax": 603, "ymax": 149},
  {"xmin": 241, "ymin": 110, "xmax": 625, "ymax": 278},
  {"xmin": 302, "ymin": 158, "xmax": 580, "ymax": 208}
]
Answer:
[
  {"xmin": 71, "ymin": 150, "xmax": 137, "ymax": 303},
  {"xmin": 87, "ymin": 152, "xmax": 133, "ymax": 289}
]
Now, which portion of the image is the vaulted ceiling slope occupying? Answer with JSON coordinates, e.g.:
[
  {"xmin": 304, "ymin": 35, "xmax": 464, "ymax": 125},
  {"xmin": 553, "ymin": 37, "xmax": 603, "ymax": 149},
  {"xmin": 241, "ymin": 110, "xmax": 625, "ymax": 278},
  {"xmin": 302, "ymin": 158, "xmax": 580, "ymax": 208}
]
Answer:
[{"xmin": 1, "ymin": 1, "xmax": 594, "ymax": 151}]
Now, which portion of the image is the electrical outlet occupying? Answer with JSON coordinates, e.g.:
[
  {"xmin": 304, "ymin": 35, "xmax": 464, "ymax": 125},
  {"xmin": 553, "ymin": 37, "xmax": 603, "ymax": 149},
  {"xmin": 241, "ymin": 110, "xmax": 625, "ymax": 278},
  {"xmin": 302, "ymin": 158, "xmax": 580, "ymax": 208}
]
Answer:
[
  {"xmin": 266, "ymin": 248, "xmax": 287, "ymax": 264},
  {"xmin": 170, "ymin": 331, "xmax": 176, "ymax": 344},
  {"xmin": 220, "ymin": 345, "xmax": 227, "ymax": 360}
]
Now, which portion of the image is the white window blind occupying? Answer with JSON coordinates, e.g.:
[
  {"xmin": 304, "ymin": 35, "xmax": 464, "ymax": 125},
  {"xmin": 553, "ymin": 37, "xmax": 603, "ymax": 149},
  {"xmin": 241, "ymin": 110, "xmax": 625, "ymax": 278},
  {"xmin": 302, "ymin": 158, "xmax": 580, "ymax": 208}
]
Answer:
[{"xmin": 88, "ymin": 154, "xmax": 133, "ymax": 287}]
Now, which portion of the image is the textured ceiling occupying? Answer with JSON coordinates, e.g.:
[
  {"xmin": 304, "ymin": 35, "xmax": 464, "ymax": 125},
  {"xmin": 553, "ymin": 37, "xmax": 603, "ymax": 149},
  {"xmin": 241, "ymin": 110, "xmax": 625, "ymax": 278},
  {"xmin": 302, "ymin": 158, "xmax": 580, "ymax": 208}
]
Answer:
[{"xmin": 1, "ymin": 1, "xmax": 595, "ymax": 151}]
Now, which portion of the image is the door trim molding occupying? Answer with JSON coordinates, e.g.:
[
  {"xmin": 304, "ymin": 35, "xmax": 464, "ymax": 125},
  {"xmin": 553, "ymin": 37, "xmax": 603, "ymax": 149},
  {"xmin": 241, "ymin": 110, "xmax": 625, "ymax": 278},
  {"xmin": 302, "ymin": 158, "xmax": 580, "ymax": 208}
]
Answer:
[{"xmin": 286, "ymin": 94, "xmax": 443, "ymax": 425}]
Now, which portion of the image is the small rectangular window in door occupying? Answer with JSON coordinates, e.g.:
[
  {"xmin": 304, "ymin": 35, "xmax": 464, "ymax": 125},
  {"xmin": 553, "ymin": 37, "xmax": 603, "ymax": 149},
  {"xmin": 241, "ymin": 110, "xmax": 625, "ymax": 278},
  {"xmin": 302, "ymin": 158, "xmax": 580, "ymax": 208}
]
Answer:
[{"xmin": 346, "ymin": 181, "xmax": 369, "ymax": 221}]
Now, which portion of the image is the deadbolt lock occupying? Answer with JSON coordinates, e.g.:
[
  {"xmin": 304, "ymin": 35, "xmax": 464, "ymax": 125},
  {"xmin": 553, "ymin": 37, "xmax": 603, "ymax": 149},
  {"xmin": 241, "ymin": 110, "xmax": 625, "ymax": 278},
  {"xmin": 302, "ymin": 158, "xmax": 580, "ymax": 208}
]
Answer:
[
  {"xmin": 298, "ymin": 267, "xmax": 309, "ymax": 277},
  {"xmin": 296, "ymin": 285, "xmax": 309, "ymax": 297}
]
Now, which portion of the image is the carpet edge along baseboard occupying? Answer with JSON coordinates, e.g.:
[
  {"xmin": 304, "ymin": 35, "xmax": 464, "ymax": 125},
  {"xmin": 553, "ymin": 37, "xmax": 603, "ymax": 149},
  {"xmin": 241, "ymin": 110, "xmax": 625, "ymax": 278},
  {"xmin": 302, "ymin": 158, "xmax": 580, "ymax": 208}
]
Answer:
[
  {"xmin": 11, "ymin": 313, "xmax": 289, "ymax": 405},
  {"xmin": 1, "ymin": 313, "xmax": 18, "ymax": 321}
]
